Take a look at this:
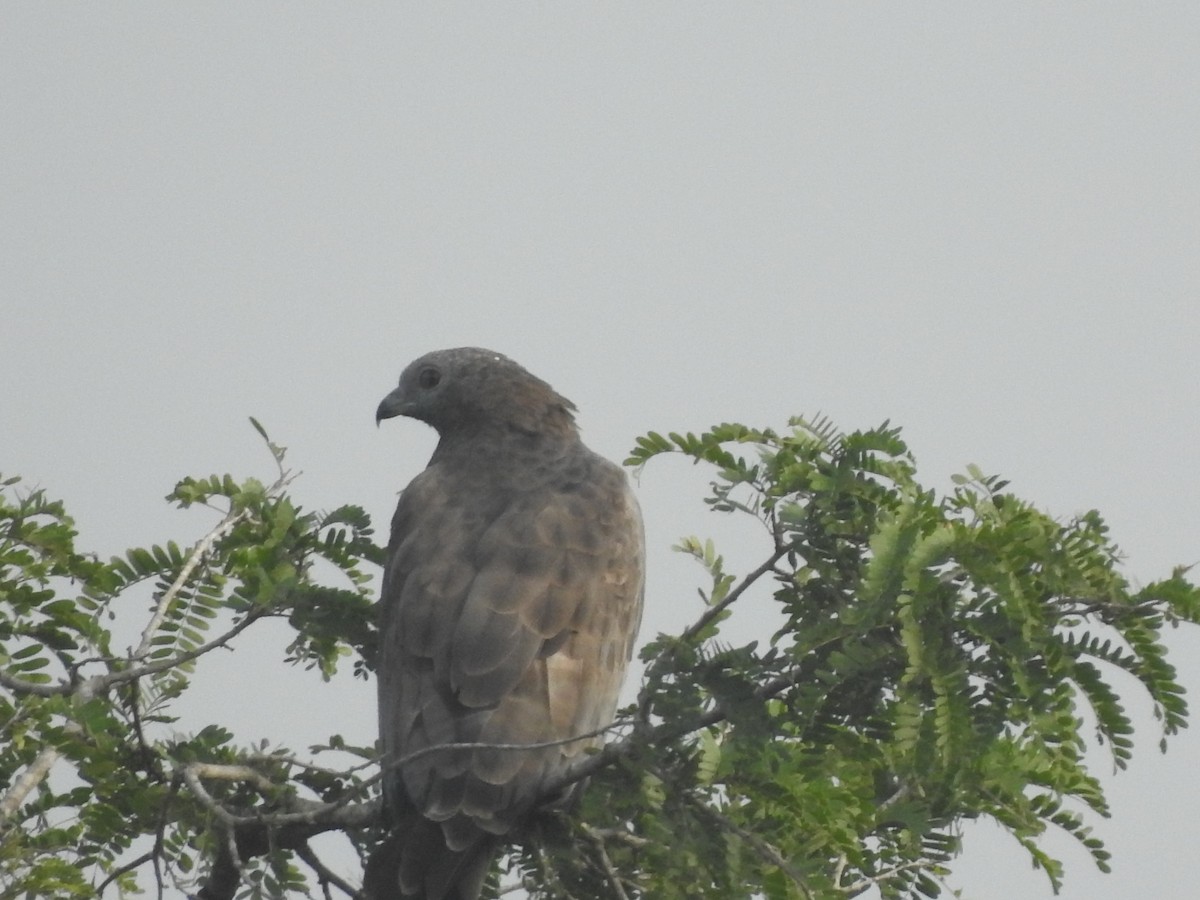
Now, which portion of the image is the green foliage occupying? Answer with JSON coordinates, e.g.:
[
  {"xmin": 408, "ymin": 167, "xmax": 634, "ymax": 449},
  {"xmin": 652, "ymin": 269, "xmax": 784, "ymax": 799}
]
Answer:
[
  {"xmin": 2, "ymin": 415, "xmax": 1197, "ymax": 899},
  {"xmin": 0, "ymin": 424, "xmax": 382, "ymax": 899},
  {"xmin": 526, "ymin": 417, "xmax": 1200, "ymax": 898}
]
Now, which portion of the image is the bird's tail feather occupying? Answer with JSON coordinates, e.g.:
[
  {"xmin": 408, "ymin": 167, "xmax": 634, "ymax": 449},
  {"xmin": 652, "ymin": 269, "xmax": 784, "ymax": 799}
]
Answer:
[{"xmin": 363, "ymin": 813, "xmax": 497, "ymax": 900}]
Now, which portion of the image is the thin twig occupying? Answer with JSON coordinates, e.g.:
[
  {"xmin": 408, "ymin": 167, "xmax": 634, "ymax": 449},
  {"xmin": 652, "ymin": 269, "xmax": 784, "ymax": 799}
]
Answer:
[
  {"xmin": 580, "ymin": 824, "xmax": 631, "ymax": 900},
  {"xmin": 133, "ymin": 469, "xmax": 297, "ymax": 660},
  {"xmin": 534, "ymin": 840, "xmax": 581, "ymax": 900},
  {"xmin": 679, "ymin": 545, "xmax": 789, "ymax": 644},
  {"xmin": 133, "ymin": 511, "xmax": 249, "ymax": 660},
  {"xmin": 539, "ymin": 659, "xmax": 820, "ymax": 817},
  {"xmin": 89, "ymin": 605, "xmax": 274, "ymax": 696},
  {"xmin": 249, "ymin": 752, "xmax": 379, "ymax": 779},
  {"xmin": 687, "ymin": 798, "xmax": 813, "ymax": 900},
  {"xmin": 842, "ymin": 859, "xmax": 932, "ymax": 897},
  {"xmin": 98, "ymin": 773, "xmax": 181, "ymax": 896},
  {"xmin": 96, "ymin": 849, "xmax": 156, "ymax": 896},
  {"xmin": 0, "ymin": 591, "xmax": 274, "ymax": 846},
  {"xmin": 151, "ymin": 774, "xmax": 183, "ymax": 900},
  {"xmin": 296, "ymin": 842, "xmax": 362, "ymax": 899},
  {"xmin": 387, "ymin": 718, "xmax": 632, "ymax": 772},
  {"xmin": 0, "ymin": 583, "xmax": 276, "ymax": 702}
]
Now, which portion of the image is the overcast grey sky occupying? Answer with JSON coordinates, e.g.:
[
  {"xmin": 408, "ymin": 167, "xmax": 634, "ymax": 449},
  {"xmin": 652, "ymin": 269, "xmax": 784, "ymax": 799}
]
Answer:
[{"xmin": 3, "ymin": 5, "xmax": 1198, "ymax": 898}]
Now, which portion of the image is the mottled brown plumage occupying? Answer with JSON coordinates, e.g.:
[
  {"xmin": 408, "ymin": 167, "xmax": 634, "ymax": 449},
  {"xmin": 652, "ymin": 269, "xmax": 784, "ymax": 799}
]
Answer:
[{"xmin": 369, "ymin": 348, "xmax": 644, "ymax": 900}]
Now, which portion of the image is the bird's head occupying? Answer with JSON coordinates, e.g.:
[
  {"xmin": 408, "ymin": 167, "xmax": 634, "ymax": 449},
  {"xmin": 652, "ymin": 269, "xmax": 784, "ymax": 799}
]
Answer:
[{"xmin": 376, "ymin": 347, "xmax": 578, "ymax": 439}]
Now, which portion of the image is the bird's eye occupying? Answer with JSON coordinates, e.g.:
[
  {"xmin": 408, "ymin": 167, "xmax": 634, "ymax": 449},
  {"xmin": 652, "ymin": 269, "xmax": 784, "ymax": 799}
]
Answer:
[{"xmin": 417, "ymin": 366, "xmax": 441, "ymax": 389}]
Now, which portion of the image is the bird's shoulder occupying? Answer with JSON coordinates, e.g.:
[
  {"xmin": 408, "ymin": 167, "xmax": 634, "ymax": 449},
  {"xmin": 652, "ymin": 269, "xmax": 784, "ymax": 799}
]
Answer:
[{"xmin": 388, "ymin": 436, "xmax": 636, "ymax": 555}]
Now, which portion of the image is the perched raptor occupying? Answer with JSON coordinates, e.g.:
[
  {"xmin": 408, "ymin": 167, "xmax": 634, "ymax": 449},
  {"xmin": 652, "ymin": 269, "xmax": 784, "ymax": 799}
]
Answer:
[{"xmin": 367, "ymin": 348, "xmax": 645, "ymax": 900}]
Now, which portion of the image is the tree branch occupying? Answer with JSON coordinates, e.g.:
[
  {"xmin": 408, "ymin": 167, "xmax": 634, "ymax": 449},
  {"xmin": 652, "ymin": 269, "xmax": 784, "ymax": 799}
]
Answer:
[
  {"xmin": 842, "ymin": 859, "xmax": 937, "ymax": 897},
  {"xmin": 186, "ymin": 774, "xmax": 375, "ymax": 900},
  {"xmin": 679, "ymin": 545, "xmax": 789, "ymax": 645},
  {"xmin": 96, "ymin": 848, "xmax": 156, "ymax": 896},
  {"xmin": 133, "ymin": 507, "xmax": 252, "ymax": 661},
  {"xmin": 296, "ymin": 842, "xmax": 362, "ymax": 899},
  {"xmin": 89, "ymin": 605, "xmax": 273, "ymax": 696},
  {"xmin": 178, "ymin": 760, "xmax": 381, "ymax": 830},
  {"xmin": 580, "ymin": 823, "xmax": 633, "ymax": 900},
  {"xmin": 684, "ymin": 793, "xmax": 812, "ymax": 899},
  {"xmin": 0, "ymin": 745, "xmax": 60, "ymax": 825},
  {"xmin": 541, "ymin": 659, "xmax": 814, "ymax": 800},
  {"xmin": 0, "ymin": 667, "xmax": 69, "ymax": 698},
  {"xmin": 96, "ymin": 775, "xmax": 181, "ymax": 896},
  {"xmin": 178, "ymin": 721, "xmax": 642, "ymax": 898},
  {"xmin": 1, "ymin": 479, "xmax": 291, "ymax": 703},
  {"xmin": 0, "ymin": 582, "xmax": 274, "ymax": 835}
]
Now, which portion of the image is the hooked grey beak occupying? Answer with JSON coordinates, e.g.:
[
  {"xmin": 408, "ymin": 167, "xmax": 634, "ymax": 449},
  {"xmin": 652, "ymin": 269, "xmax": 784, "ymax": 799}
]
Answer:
[{"xmin": 375, "ymin": 387, "xmax": 412, "ymax": 426}]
